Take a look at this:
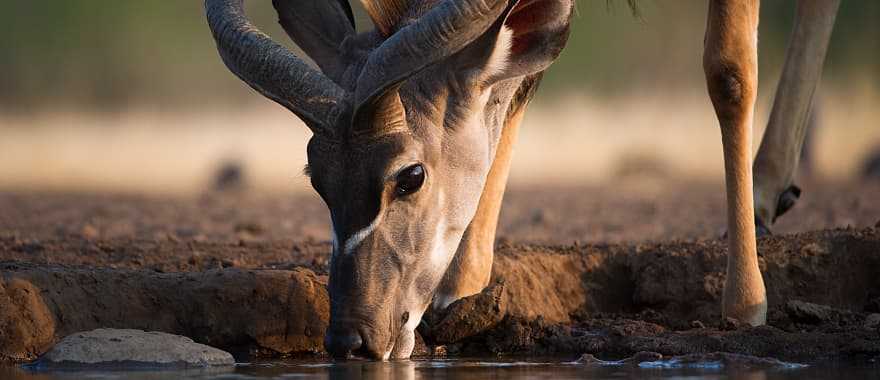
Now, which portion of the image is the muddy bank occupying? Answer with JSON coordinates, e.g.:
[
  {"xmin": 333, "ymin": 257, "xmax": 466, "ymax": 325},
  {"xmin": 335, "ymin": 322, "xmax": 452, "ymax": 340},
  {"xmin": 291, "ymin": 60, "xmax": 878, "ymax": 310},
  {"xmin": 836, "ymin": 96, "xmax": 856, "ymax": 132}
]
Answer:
[
  {"xmin": 491, "ymin": 227, "xmax": 880, "ymax": 325},
  {"xmin": 425, "ymin": 229, "xmax": 880, "ymax": 363},
  {"xmin": 442, "ymin": 306, "xmax": 880, "ymax": 363},
  {"xmin": 2, "ymin": 228, "xmax": 879, "ymax": 363},
  {"xmin": 0, "ymin": 264, "xmax": 327, "ymax": 362}
]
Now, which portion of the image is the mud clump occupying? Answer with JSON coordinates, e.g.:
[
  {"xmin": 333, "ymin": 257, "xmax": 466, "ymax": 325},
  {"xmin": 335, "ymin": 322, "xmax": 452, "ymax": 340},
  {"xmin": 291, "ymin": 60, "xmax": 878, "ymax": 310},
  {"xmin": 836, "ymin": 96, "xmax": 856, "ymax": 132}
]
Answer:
[
  {"xmin": 423, "ymin": 282, "xmax": 508, "ymax": 344},
  {"xmin": 786, "ymin": 300, "xmax": 838, "ymax": 324},
  {"xmin": 0, "ymin": 277, "xmax": 56, "ymax": 362}
]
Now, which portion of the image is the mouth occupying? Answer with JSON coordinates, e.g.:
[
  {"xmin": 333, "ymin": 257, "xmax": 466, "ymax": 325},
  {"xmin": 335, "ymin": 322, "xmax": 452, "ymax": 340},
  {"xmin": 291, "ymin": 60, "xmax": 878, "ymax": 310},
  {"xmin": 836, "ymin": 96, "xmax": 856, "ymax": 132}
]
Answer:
[
  {"xmin": 386, "ymin": 328, "xmax": 416, "ymax": 360},
  {"xmin": 386, "ymin": 308, "xmax": 426, "ymax": 360},
  {"xmin": 339, "ymin": 311, "xmax": 421, "ymax": 361}
]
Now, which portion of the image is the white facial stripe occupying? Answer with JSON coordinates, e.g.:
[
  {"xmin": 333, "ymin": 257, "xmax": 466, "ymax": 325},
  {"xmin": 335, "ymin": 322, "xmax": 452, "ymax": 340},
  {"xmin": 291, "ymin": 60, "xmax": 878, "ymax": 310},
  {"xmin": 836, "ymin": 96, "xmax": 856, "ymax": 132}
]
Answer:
[
  {"xmin": 429, "ymin": 218, "xmax": 448, "ymax": 267},
  {"xmin": 343, "ymin": 216, "xmax": 381, "ymax": 255}
]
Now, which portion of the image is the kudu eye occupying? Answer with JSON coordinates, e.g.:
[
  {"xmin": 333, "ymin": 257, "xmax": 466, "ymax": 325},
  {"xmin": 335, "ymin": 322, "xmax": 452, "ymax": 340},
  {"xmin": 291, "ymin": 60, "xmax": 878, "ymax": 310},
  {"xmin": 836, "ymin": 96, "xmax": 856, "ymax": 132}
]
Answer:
[{"xmin": 395, "ymin": 164, "xmax": 425, "ymax": 196}]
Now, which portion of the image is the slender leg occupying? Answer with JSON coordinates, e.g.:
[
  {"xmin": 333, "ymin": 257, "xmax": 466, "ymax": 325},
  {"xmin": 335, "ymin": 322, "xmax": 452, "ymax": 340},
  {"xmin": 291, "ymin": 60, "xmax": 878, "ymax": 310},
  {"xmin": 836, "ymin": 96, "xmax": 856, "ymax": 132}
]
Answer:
[
  {"xmin": 433, "ymin": 109, "xmax": 526, "ymax": 310},
  {"xmin": 703, "ymin": 0, "xmax": 766, "ymax": 325},
  {"xmin": 753, "ymin": 0, "xmax": 840, "ymax": 229}
]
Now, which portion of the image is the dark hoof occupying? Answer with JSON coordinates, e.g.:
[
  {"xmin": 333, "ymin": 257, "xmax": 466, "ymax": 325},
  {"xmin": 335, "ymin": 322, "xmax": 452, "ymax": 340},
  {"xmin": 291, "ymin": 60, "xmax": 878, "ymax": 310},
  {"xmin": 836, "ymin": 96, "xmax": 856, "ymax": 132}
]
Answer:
[
  {"xmin": 755, "ymin": 217, "xmax": 772, "ymax": 238},
  {"xmin": 861, "ymin": 148, "xmax": 880, "ymax": 180},
  {"xmin": 773, "ymin": 185, "xmax": 801, "ymax": 222},
  {"xmin": 720, "ymin": 218, "xmax": 772, "ymax": 239}
]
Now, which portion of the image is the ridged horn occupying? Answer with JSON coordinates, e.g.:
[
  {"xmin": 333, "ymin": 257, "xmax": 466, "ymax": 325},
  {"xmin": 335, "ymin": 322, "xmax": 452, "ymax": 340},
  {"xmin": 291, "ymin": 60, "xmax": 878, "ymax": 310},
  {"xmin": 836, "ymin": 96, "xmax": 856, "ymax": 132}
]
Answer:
[
  {"xmin": 353, "ymin": 0, "xmax": 511, "ymax": 130},
  {"xmin": 206, "ymin": 0, "xmax": 348, "ymax": 134}
]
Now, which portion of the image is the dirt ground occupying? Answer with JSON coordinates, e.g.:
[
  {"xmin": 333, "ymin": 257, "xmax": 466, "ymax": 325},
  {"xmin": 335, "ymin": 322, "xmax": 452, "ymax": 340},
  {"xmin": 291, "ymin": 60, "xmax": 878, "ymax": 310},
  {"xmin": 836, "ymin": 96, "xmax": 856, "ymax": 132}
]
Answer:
[{"xmin": 1, "ymin": 180, "xmax": 879, "ymax": 363}]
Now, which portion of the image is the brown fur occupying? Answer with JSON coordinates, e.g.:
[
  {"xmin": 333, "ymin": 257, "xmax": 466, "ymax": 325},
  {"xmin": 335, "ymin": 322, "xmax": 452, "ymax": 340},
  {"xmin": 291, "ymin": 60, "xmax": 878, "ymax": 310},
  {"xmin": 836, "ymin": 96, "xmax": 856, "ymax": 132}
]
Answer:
[
  {"xmin": 703, "ymin": 0, "xmax": 766, "ymax": 325},
  {"xmin": 435, "ymin": 73, "xmax": 543, "ymax": 306},
  {"xmin": 360, "ymin": 0, "xmax": 411, "ymax": 36},
  {"xmin": 752, "ymin": 0, "xmax": 840, "ymax": 227}
]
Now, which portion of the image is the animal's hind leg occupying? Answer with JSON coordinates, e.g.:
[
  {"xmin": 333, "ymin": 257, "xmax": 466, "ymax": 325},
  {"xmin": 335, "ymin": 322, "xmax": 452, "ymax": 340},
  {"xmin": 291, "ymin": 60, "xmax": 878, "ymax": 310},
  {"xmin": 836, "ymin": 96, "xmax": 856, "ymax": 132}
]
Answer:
[
  {"xmin": 752, "ymin": 0, "xmax": 840, "ymax": 232},
  {"xmin": 432, "ymin": 109, "xmax": 525, "ymax": 311},
  {"xmin": 703, "ymin": 0, "xmax": 766, "ymax": 325}
]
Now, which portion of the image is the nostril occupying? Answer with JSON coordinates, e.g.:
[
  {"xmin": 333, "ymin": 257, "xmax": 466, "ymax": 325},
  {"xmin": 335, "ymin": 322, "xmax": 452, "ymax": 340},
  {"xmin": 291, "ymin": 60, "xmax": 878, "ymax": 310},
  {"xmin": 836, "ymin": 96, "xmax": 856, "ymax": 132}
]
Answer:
[{"xmin": 325, "ymin": 329, "xmax": 362, "ymax": 359}]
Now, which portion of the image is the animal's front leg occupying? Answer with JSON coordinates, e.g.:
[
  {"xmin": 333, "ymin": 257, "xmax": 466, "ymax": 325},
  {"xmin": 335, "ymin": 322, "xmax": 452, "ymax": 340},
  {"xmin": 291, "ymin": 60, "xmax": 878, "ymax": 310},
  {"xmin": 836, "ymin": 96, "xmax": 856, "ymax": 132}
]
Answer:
[
  {"xmin": 703, "ymin": 0, "xmax": 767, "ymax": 326},
  {"xmin": 752, "ymin": 0, "xmax": 840, "ymax": 232}
]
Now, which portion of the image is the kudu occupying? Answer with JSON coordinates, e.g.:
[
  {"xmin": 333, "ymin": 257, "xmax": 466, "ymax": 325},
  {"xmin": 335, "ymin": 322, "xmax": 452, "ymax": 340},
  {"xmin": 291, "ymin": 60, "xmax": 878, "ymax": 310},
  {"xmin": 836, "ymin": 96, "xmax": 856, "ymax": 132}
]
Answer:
[{"xmin": 206, "ymin": 0, "xmax": 839, "ymax": 360}]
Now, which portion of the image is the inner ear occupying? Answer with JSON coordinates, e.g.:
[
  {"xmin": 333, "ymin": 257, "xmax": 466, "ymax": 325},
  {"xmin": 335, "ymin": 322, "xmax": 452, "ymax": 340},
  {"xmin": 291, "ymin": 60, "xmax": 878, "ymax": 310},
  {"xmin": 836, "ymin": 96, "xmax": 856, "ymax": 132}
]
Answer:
[
  {"xmin": 453, "ymin": 0, "xmax": 574, "ymax": 85},
  {"xmin": 506, "ymin": 0, "xmax": 564, "ymax": 55}
]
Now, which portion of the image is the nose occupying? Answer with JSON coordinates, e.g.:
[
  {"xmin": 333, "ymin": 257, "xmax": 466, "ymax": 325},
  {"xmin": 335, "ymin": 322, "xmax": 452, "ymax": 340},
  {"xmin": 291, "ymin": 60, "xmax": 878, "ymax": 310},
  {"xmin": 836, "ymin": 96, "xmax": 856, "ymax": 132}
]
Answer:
[{"xmin": 325, "ymin": 328, "xmax": 363, "ymax": 359}]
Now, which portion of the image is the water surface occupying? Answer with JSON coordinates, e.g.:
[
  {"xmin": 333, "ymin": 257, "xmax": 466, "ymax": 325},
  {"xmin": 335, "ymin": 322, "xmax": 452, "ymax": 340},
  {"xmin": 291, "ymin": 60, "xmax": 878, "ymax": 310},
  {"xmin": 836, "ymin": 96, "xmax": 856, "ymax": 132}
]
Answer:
[{"xmin": 2, "ymin": 358, "xmax": 876, "ymax": 380}]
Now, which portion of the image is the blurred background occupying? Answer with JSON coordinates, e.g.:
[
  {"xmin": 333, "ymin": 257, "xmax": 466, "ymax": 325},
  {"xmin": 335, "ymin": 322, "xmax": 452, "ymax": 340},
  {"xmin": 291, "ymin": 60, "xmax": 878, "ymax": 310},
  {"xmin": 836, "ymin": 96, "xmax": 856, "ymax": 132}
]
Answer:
[{"xmin": 1, "ymin": 0, "xmax": 878, "ymax": 195}]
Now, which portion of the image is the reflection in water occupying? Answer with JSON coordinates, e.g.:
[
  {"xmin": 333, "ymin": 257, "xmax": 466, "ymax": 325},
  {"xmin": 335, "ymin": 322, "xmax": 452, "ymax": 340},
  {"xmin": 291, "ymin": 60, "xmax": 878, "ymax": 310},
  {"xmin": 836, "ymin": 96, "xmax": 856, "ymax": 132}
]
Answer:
[
  {"xmin": 2, "ymin": 358, "xmax": 876, "ymax": 380},
  {"xmin": 328, "ymin": 360, "xmax": 415, "ymax": 380},
  {"xmin": 327, "ymin": 361, "xmax": 416, "ymax": 380}
]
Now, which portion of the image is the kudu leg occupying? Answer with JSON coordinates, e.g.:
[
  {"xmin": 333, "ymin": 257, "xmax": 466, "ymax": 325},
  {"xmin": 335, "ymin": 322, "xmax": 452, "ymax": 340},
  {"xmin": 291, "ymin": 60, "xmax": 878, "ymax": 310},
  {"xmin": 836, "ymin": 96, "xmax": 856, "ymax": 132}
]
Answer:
[
  {"xmin": 703, "ymin": 0, "xmax": 766, "ymax": 325},
  {"xmin": 433, "ymin": 110, "xmax": 526, "ymax": 310},
  {"xmin": 753, "ymin": 0, "xmax": 840, "ymax": 230}
]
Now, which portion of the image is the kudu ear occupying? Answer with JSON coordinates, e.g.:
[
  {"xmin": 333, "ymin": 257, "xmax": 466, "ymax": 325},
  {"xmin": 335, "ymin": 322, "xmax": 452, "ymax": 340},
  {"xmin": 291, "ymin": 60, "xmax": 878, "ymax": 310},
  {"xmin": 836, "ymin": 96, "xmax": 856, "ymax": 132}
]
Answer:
[
  {"xmin": 272, "ymin": 0, "xmax": 356, "ymax": 81},
  {"xmin": 456, "ymin": 0, "xmax": 574, "ymax": 86}
]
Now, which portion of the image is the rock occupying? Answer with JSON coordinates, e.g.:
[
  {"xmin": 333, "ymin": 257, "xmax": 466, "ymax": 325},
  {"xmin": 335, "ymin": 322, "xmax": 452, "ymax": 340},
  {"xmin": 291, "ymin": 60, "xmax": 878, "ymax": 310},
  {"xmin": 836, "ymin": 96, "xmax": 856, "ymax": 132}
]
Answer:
[
  {"xmin": 786, "ymin": 300, "xmax": 833, "ymax": 324},
  {"xmin": 578, "ymin": 351, "xmax": 803, "ymax": 369},
  {"xmin": 32, "ymin": 329, "xmax": 233, "ymax": 368},
  {"xmin": 213, "ymin": 161, "xmax": 246, "ymax": 192},
  {"xmin": 80, "ymin": 225, "xmax": 99, "ymax": 240},
  {"xmin": 430, "ymin": 345, "xmax": 448, "ymax": 358},
  {"xmin": 690, "ymin": 320, "xmax": 706, "ymax": 329},
  {"xmin": 637, "ymin": 352, "xmax": 806, "ymax": 369},
  {"xmin": 578, "ymin": 351, "xmax": 663, "ymax": 366},
  {"xmin": 865, "ymin": 314, "xmax": 880, "ymax": 330},
  {"xmin": 866, "ymin": 297, "xmax": 880, "ymax": 313},
  {"xmin": 722, "ymin": 317, "xmax": 742, "ymax": 330}
]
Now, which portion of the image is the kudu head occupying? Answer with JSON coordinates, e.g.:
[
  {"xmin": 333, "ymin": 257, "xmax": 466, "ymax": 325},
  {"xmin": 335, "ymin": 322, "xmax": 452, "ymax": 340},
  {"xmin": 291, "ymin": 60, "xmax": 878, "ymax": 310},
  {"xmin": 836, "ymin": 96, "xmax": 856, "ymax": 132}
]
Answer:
[{"xmin": 206, "ymin": 0, "xmax": 572, "ymax": 359}]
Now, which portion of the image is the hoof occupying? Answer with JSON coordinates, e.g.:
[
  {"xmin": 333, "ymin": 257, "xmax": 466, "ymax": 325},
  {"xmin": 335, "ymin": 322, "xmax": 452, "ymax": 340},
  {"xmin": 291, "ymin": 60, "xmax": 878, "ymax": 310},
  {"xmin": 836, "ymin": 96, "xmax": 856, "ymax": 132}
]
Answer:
[
  {"xmin": 755, "ymin": 216, "xmax": 772, "ymax": 238},
  {"xmin": 752, "ymin": 184, "xmax": 801, "ymax": 237},
  {"xmin": 722, "ymin": 218, "xmax": 772, "ymax": 239},
  {"xmin": 773, "ymin": 185, "xmax": 801, "ymax": 222}
]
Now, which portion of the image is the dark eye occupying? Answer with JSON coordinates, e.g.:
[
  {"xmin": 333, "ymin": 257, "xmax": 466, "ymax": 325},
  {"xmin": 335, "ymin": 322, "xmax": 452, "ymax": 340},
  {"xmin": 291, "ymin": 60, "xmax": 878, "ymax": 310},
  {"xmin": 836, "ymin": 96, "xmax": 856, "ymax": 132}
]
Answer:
[{"xmin": 395, "ymin": 164, "xmax": 425, "ymax": 196}]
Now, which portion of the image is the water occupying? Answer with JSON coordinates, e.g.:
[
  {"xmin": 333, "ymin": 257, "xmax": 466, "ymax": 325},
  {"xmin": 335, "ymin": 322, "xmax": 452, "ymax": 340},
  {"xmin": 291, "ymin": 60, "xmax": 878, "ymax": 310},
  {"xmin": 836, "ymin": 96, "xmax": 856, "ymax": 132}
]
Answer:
[{"xmin": 1, "ymin": 358, "xmax": 877, "ymax": 380}]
